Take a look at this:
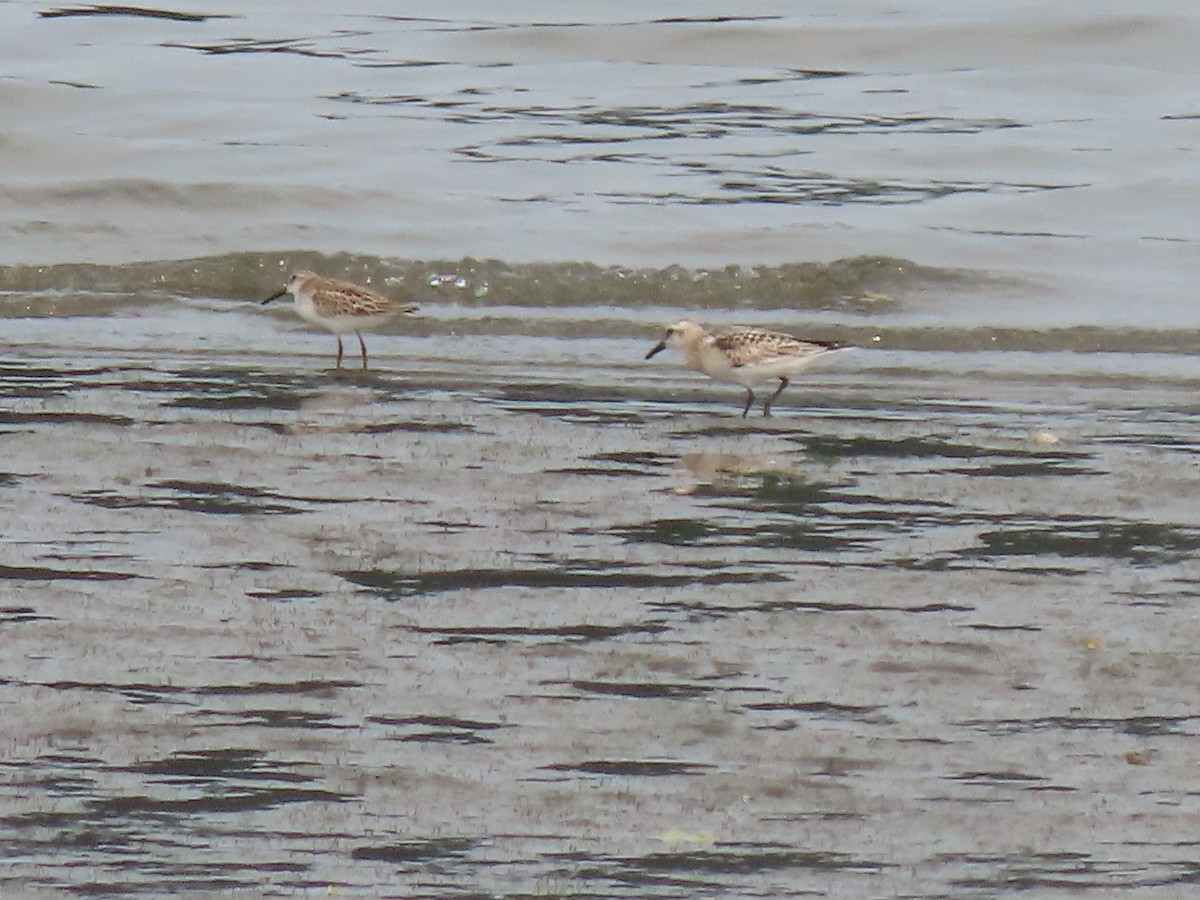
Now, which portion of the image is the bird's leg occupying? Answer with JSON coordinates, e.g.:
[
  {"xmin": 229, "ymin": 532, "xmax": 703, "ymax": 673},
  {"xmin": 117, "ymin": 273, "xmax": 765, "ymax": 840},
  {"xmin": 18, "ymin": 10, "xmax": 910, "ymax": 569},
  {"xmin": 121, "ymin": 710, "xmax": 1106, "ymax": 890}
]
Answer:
[
  {"xmin": 357, "ymin": 332, "xmax": 369, "ymax": 370},
  {"xmin": 335, "ymin": 336, "xmax": 344, "ymax": 369},
  {"xmin": 741, "ymin": 388, "xmax": 755, "ymax": 418},
  {"xmin": 762, "ymin": 377, "xmax": 789, "ymax": 417}
]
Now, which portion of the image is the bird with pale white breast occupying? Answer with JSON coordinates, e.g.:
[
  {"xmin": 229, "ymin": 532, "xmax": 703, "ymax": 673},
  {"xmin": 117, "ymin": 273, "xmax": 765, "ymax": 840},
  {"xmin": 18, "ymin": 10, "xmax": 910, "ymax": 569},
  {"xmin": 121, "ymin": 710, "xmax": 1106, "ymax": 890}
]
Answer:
[
  {"xmin": 262, "ymin": 270, "xmax": 419, "ymax": 370},
  {"xmin": 645, "ymin": 320, "xmax": 849, "ymax": 417}
]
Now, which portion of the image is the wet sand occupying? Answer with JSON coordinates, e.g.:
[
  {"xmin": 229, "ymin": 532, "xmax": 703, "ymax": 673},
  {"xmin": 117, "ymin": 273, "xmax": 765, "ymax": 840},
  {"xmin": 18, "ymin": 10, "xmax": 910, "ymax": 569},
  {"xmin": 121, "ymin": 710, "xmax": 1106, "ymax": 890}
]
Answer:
[{"xmin": 3, "ymin": 323, "xmax": 1199, "ymax": 897}]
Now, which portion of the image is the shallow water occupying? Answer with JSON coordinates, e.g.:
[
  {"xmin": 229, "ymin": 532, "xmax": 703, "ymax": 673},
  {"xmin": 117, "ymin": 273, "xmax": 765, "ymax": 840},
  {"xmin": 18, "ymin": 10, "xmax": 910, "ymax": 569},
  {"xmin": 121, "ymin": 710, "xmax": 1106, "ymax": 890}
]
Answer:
[
  {"xmin": 4, "ymin": 1, "xmax": 1200, "ymax": 319},
  {"xmin": 3, "ymin": 2, "xmax": 1200, "ymax": 898}
]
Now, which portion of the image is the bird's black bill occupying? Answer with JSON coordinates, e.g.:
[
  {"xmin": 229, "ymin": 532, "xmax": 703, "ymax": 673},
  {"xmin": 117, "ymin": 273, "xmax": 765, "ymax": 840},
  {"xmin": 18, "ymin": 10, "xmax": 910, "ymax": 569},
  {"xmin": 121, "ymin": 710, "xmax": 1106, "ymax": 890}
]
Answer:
[
  {"xmin": 261, "ymin": 290, "xmax": 287, "ymax": 306},
  {"xmin": 645, "ymin": 341, "xmax": 667, "ymax": 360}
]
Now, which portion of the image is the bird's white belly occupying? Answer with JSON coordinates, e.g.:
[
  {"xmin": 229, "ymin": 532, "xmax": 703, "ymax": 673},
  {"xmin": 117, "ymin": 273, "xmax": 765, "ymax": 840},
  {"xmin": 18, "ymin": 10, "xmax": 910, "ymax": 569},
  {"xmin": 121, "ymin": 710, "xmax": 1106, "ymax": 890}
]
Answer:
[
  {"xmin": 295, "ymin": 302, "xmax": 388, "ymax": 335},
  {"xmin": 696, "ymin": 354, "xmax": 783, "ymax": 386},
  {"xmin": 697, "ymin": 350, "xmax": 833, "ymax": 386}
]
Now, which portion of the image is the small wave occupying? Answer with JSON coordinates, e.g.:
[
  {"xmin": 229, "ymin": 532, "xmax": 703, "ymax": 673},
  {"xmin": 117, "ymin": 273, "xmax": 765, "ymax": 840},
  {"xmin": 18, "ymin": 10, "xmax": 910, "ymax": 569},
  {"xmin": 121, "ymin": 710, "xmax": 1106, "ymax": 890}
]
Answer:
[
  {"xmin": 39, "ymin": 5, "xmax": 232, "ymax": 22},
  {"xmin": 0, "ymin": 251, "xmax": 958, "ymax": 312}
]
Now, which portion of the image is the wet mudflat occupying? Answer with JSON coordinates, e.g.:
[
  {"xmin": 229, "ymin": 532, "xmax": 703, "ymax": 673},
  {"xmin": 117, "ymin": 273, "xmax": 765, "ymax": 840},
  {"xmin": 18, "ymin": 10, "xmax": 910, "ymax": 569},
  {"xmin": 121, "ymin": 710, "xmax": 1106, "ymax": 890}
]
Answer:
[{"xmin": 3, "ymin": 319, "xmax": 1200, "ymax": 897}]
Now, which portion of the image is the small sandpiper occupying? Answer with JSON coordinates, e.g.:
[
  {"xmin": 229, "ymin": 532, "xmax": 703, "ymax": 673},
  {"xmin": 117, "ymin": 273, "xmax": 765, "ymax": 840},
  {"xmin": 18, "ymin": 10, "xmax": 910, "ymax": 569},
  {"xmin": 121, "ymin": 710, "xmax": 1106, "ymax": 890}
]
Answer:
[
  {"xmin": 645, "ymin": 320, "xmax": 849, "ymax": 417},
  {"xmin": 262, "ymin": 271, "xmax": 419, "ymax": 370}
]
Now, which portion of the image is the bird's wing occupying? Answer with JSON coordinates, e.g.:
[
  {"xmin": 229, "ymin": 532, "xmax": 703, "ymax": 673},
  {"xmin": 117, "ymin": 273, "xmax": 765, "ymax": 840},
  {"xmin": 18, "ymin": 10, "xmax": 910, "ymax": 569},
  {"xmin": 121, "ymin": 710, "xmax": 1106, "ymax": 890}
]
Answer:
[
  {"xmin": 312, "ymin": 281, "xmax": 392, "ymax": 317},
  {"xmin": 713, "ymin": 330, "xmax": 840, "ymax": 368}
]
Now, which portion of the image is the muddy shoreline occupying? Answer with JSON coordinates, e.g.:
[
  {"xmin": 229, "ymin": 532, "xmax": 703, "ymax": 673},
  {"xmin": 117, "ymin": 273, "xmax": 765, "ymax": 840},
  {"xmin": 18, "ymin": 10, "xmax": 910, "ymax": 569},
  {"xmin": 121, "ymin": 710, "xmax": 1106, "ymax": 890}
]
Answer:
[{"xmin": 2, "ymin": 326, "xmax": 1198, "ymax": 896}]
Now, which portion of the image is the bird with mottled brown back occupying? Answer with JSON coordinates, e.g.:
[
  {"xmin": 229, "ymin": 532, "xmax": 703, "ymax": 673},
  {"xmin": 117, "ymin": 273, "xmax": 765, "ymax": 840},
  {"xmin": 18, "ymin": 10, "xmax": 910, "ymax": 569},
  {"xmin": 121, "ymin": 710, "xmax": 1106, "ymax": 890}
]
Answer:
[
  {"xmin": 262, "ymin": 270, "xmax": 419, "ymax": 370},
  {"xmin": 645, "ymin": 320, "xmax": 849, "ymax": 417}
]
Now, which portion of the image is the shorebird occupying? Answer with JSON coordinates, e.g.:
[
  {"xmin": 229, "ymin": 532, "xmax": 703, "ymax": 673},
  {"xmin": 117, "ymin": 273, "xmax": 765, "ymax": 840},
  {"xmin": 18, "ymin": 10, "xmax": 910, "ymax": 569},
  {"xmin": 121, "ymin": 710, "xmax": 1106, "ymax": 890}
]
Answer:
[
  {"xmin": 645, "ymin": 320, "xmax": 848, "ymax": 417},
  {"xmin": 262, "ymin": 270, "xmax": 419, "ymax": 370}
]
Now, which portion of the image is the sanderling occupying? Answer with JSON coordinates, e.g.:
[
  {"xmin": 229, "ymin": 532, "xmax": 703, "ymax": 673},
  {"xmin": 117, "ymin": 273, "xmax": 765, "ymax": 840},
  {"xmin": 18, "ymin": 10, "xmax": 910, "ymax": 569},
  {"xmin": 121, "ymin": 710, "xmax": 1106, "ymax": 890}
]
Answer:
[
  {"xmin": 262, "ymin": 270, "xmax": 419, "ymax": 370},
  {"xmin": 645, "ymin": 320, "xmax": 849, "ymax": 417}
]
